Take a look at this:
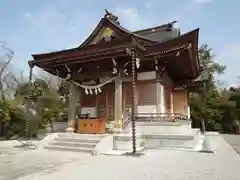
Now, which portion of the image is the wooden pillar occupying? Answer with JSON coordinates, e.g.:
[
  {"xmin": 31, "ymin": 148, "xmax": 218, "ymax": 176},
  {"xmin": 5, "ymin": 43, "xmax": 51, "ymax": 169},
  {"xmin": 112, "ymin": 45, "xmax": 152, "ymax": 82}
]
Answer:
[
  {"xmin": 156, "ymin": 81, "xmax": 165, "ymax": 114},
  {"xmin": 170, "ymin": 90, "xmax": 174, "ymax": 114},
  {"xmin": 114, "ymin": 73, "xmax": 123, "ymax": 130},
  {"xmin": 76, "ymin": 87, "xmax": 81, "ymax": 116},
  {"xmin": 66, "ymin": 82, "xmax": 77, "ymax": 132}
]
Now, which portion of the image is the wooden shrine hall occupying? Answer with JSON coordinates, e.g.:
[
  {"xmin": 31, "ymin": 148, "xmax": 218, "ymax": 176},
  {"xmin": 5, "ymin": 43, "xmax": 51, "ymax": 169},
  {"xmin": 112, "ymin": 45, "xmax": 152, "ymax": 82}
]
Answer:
[{"xmin": 28, "ymin": 10, "xmax": 203, "ymax": 133}]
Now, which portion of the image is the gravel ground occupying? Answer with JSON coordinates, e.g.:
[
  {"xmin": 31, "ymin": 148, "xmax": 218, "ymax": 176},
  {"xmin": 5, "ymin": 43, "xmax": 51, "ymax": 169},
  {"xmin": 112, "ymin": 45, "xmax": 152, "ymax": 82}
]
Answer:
[
  {"xmin": 0, "ymin": 150, "xmax": 89, "ymax": 180},
  {"xmin": 14, "ymin": 135, "xmax": 240, "ymax": 180}
]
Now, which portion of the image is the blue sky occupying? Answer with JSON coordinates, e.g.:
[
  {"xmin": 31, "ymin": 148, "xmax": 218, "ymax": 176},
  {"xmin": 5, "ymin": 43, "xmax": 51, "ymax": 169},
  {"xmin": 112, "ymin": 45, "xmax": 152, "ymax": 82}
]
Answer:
[{"xmin": 0, "ymin": 0, "xmax": 239, "ymax": 87}]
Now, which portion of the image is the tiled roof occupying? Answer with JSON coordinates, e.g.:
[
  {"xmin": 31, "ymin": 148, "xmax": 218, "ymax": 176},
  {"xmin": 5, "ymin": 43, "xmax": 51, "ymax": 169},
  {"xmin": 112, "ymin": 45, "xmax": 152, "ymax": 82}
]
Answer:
[
  {"xmin": 135, "ymin": 27, "xmax": 180, "ymax": 43},
  {"xmin": 193, "ymin": 70, "xmax": 209, "ymax": 82}
]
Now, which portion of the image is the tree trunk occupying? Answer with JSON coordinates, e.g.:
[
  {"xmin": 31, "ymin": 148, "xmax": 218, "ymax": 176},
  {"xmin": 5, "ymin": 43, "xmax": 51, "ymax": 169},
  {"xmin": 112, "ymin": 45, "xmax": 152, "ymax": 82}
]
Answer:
[{"xmin": 201, "ymin": 119, "xmax": 206, "ymax": 133}]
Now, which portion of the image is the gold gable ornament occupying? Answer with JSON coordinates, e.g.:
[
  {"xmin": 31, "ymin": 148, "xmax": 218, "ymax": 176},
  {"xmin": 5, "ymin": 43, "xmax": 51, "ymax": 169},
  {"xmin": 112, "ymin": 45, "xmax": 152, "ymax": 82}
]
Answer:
[
  {"xmin": 104, "ymin": 9, "xmax": 120, "ymax": 24},
  {"xmin": 102, "ymin": 28, "xmax": 114, "ymax": 42}
]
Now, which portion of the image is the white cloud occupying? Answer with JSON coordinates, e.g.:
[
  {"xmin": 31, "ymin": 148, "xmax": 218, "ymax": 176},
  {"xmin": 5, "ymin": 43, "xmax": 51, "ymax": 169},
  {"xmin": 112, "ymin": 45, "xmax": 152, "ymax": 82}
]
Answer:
[
  {"xmin": 145, "ymin": 0, "xmax": 157, "ymax": 9},
  {"xmin": 115, "ymin": 7, "xmax": 140, "ymax": 30},
  {"xmin": 114, "ymin": 7, "xmax": 153, "ymax": 31},
  {"xmin": 23, "ymin": 12, "xmax": 33, "ymax": 21},
  {"xmin": 168, "ymin": 0, "xmax": 213, "ymax": 22},
  {"xmin": 23, "ymin": 5, "xmax": 66, "ymax": 30}
]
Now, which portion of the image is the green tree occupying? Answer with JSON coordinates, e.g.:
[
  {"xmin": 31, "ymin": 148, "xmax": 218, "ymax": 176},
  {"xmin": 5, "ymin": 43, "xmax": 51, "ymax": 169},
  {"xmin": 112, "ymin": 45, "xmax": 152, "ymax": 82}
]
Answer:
[
  {"xmin": 15, "ymin": 79, "xmax": 65, "ymax": 132},
  {"xmin": 219, "ymin": 87, "xmax": 240, "ymax": 133},
  {"xmin": 189, "ymin": 44, "xmax": 226, "ymax": 131}
]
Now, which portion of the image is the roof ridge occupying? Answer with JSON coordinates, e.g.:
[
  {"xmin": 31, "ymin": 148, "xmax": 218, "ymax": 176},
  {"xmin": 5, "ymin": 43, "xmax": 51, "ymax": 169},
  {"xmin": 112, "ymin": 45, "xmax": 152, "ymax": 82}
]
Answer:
[
  {"xmin": 134, "ymin": 21, "xmax": 177, "ymax": 34},
  {"xmin": 107, "ymin": 18, "xmax": 158, "ymax": 43}
]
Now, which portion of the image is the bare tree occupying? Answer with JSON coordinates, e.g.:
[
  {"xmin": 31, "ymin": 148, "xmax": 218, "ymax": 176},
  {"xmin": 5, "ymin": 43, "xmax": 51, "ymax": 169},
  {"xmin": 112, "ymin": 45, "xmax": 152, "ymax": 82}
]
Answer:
[
  {"xmin": 0, "ymin": 41, "xmax": 14, "ymax": 101},
  {"xmin": 35, "ymin": 67, "xmax": 60, "ymax": 89},
  {"xmin": 0, "ymin": 41, "xmax": 25, "ymax": 99}
]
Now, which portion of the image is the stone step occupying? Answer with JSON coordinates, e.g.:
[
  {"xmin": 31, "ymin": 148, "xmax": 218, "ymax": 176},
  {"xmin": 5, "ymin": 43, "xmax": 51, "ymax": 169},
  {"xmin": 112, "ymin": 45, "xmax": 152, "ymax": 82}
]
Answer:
[
  {"xmin": 54, "ymin": 137, "xmax": 100, "ymax": 144},
  {"xmin": 144, "ymin": 134, "xmax": 195, "ymax": 140},
  {"xmin": 145, "ymin": 134, "xmax": 201, "ymax": 149},
  {"xmin": 57, "ymin": 133, "xmax": 103, "ymax": 140},
  {"xmin": 113, "ymin": 132, "xmax": 201, "ymax": 150},
  {"xmin": 44, "ymin": 145, "xmax": 93, "ymax": 153},
  {"xmin": 50, "ymin": 141, "xmax": 97, "ymax": 148}
]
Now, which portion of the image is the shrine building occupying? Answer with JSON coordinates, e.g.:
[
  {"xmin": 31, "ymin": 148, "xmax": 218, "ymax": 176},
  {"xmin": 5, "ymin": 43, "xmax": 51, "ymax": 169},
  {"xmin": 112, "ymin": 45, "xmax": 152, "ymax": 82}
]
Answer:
[{"xmin": 28, "ymin": 10, "xmax": 204, "ymax": 133}]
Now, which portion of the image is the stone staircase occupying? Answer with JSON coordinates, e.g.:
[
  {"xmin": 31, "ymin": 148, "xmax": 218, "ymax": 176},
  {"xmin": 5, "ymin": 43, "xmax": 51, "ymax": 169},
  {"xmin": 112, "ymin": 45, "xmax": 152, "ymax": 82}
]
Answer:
[
  {"xmin": 117, "ymin": 115, "xmax": 202, "ymax": 150},
  {"xmin": 42, "ymin": 133, "xmax": 103, "ymax": 154},
  {"xmin": 143, "ymin": 130, "xmax": 202, "ymax": 149}
]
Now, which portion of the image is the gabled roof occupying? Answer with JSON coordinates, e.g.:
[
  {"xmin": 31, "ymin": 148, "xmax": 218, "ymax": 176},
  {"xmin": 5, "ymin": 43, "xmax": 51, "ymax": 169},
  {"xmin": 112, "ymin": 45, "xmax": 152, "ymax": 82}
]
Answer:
[
  {"xmin": 79, "ymin": 17, "xmax": 156, "ymax": 48},
  {"xmin": 30, "ymin": 28, "xmax": 199, "ymax": 69},
  {"xmin": 79, "ymin": 12, "xmax": 179, "ymax": 48},
  {"xmin": 134, "ymin": 21, "xmax": 180, "ymax": 42},
  {"xmin": 193, "ymin": 70, "xmax": 208, "ymax": 82}
]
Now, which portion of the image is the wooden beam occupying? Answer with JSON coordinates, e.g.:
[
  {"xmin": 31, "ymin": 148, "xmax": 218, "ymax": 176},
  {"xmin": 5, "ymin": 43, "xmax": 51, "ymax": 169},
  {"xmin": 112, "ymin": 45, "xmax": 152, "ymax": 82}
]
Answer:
[{"xmin": 36, "ymin": 52, "xmax": 128, "ymax": 68}]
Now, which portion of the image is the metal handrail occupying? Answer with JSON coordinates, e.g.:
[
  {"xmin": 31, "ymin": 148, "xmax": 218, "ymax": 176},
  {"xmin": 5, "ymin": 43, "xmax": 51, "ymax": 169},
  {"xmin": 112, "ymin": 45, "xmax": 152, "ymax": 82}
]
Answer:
[
  {"xmin": 122, "ymin": 113, "xmax": 189, "ymax": 128},
  {"xmin": 135, "ymin": 112, "xmax": 189, "ymax": 121},
  {"xmin": 122, "ymin": 116, "xmax": 131, "ymax": 129}
]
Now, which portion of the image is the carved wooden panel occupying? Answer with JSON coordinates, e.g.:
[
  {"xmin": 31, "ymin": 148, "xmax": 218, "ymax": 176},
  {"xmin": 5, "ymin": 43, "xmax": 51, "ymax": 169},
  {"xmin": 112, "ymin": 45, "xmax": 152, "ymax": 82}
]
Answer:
[
  {"xmin": 98, "ymin": 106, "xmax": 106, "ymax": 118},
  {"xmin": 172, "ymin": 91, "xmax": 188, "ymax": 116},
  {"xmin": 97, "ymin": 90, "xmax": 106, "ymax": 106},
  {"xmin": 137, "ymin": 81, "xmax": 156, "ymax": 105},
  {"xmin": 82, "ymin": 94, "xmax": 97, "ymax": 107},
  {"xmin": 106, "ymin": 84, "xmax": 114, "ymax": 106},
  {"xmin": 107, "ymin": 106, "xmax": 114, "ymax": 119}
]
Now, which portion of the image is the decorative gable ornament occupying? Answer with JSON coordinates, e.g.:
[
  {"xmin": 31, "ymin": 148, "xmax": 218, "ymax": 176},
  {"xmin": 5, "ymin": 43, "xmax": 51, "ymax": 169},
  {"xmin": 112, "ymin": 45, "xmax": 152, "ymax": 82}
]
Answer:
[
  {"xmin": 104, "ymin": 9, "xmax": 120, "ymax": 24},
  {"xmin": 104, "ymin": 35, "xmax": 112, "ymax": 42},
  {"xmin": 102, "ymin": 27, "xmax": 114, "ymax": 43}
]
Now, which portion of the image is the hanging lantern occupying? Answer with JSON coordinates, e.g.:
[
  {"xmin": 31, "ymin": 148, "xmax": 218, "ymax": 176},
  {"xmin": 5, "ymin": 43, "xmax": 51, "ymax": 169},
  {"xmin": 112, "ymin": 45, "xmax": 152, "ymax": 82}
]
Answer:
[
  {"xmin": 89, "ymin": 89, "xmax": 93, "ymax": 95},
  {"xmin": 155, "ymin": 59, "xmax": 158, "ymax": 71},
  {"xmin": 95, "ymin": 88, "xmax": 98, "ymax": 95},
  {"xmin": 66, "ymin": 73, "xmax": 71, "ymax": 80},
  {"xmin": 85, "ymin": 88, "xmax": 89, "ymax": 95},
  {"xmin": 124, "ymin": 69, "xmax": 128, "ymax": 76},
  {"xmin": 112, "ymin": 67, "xmax": 117, "ymax": 75},
  {"xmin": 112, "ymin": 58, "xmax": 118, "ymax": 75},
  {"xmin": 136, "ymin": 58, "xmax": 140, "ymax": 69},
  {"xmin": 98, "ymin": 87, "xmax": 102, "ymax": 93}
]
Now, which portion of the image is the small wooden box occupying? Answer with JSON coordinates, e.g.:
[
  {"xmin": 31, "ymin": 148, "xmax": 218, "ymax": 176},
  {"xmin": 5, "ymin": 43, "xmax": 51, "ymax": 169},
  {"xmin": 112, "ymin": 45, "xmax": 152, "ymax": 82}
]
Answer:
[{"xmin": 77, "ymin": 119, "xmax": 106, "ymax": 134}]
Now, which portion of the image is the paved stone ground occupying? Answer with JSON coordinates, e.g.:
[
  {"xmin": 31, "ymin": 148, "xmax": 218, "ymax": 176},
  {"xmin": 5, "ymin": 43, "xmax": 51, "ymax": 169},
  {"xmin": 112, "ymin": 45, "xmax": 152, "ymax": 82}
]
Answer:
[
  {"xmin": 11, "ymin": 135, "xmax": 240, "ymax": 180},
  {"xmin": 222, "ymin": 134, "xmax": 240, "ymax": 154}
]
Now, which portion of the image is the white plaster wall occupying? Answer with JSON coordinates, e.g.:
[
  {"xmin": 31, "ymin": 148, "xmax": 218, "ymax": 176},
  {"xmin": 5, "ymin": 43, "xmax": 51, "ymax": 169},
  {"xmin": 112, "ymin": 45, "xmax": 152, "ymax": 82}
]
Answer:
[
  {"xmin": 137, "ymin": 123, "xmax": 191, "ymax": 134},
  {"xmin": 137, "ymin": 105, "xmax": 156, "ymax": 116},
  {"xmin": 137, "ymin": 71, "xmax": 156, "ymax": 80},
  {"xmin": 81, "ymin": 107, "xmax": 97, "ymax": 117},
  {"xmin": 160, "ymin": 83, "xmax": 165, "ymax": 113}
]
